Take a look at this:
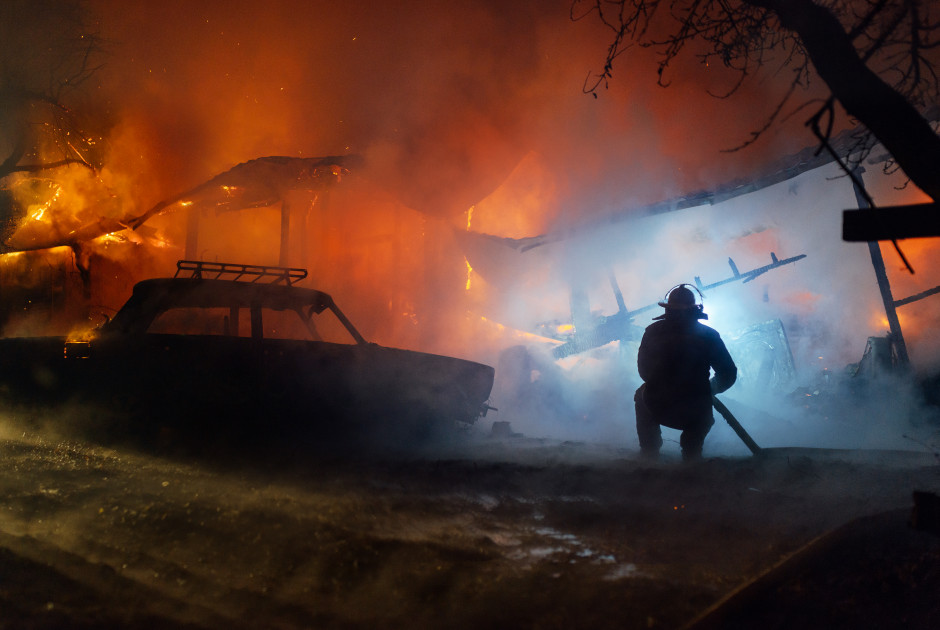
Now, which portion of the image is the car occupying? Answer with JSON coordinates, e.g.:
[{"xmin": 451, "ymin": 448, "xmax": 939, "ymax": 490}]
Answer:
[{"xmin": 0, "ymin": 260, "xmax": 495, "ymax": 456}]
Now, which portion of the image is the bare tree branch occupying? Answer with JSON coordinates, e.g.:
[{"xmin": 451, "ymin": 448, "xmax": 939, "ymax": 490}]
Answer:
[
  {"xmin": 7, "ymin": 159, "xmax": 96, "ymax": 174},
  {"xmin": 575, "ymin": 0, "xmax": 940, "ymax": 201},
  {"xmin": 0, "ymin": 0, "xmax": 105, "ymax": 182}
]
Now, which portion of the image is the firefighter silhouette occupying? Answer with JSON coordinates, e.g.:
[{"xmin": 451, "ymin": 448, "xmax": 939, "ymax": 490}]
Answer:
[{"xmin": 634, "ymin": 284, "xmax": 737, "ymax": 461}]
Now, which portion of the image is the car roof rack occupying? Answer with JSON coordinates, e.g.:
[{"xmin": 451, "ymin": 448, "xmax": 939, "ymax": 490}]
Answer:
[{"xmin": 175, "ymin": 260, "xmax": 308, "ymax": 285}]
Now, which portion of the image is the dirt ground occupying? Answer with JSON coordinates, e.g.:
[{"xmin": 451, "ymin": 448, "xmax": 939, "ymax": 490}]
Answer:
[{"xmin": 0, "ymin": 421, "xmax": 938, "ymax": 630}]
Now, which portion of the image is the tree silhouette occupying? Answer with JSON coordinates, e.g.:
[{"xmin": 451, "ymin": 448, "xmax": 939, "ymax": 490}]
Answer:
[
  {"xmin": 574, "ymin": 0, "xmax": 940, "ymax": 201},
  {"xmin": 0, "ymin": 0, "xmax": 104, "ymax": 180}
]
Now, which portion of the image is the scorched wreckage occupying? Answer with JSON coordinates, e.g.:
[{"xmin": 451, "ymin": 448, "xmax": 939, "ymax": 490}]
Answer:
[{"xmin": 0, "ymin": 260, "xmax": 495, "ymax": 453}]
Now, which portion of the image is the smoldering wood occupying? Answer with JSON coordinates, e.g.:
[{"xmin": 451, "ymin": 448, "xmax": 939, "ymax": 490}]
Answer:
[
  {"xmin": 552, "ymin": 252, "xmax": 806, "ymax": 359},
  {"xmin": 0, "ymin": 155, "xmax": 361, "ymax": 255}
]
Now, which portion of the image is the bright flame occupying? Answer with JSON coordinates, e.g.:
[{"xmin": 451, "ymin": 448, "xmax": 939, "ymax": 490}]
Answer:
[
  {"xmin": 148, "ymin": 233, "xmax": 172, "ymax": 249},
  {"xmin": 96, "ymin": 233, "xmax": 127, "ymax": 244},
  {"xmin": 65, "ymin": 327, "xmax": 99, "ymax": 344},
  {"xmin": 464, "ymin": 205, "xmax": 475, "ymax": 291},
  {"xmin": 28, "ymin": 185, "xmax": 64, "ymax": 222}
]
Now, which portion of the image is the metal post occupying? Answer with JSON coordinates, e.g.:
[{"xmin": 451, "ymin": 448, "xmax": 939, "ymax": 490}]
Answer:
[{"xmin": 851, "ymin": 170, "xmax": 910, "ymax": 366}]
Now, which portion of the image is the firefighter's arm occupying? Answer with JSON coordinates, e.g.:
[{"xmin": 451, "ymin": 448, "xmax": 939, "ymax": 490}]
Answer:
[
  {"xmin": 709, "ymin": 336, "xmax": 737, "ymax": 394},
  {"xmin": 636, "ymin": 332, "xmax": 653, "ymax": 382}
]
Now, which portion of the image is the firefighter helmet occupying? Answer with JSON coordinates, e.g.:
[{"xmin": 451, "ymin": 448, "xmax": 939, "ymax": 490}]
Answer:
[{"xmin": 656, "ymin": 284, "xmax": 707, "ymax": 319}]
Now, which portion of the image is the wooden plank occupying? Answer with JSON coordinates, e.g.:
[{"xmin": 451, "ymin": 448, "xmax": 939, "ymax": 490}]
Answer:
[{"xmin": 842, "ymin": 203, "xmax": 940, "ymax": 240}]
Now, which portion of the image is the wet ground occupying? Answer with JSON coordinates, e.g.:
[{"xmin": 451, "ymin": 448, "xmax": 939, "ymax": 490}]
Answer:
[{"xmin": 1, "ymin": 422, "xmax": 938, "ymax": 629}]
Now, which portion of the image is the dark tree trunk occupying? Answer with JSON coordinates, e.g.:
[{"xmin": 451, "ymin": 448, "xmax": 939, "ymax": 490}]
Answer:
[{"xmin": 749, "ymin": 0, "xmax": 940, "ymax": 202}]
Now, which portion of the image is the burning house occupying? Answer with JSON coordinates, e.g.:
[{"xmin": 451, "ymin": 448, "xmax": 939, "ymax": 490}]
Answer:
[
  {"xmin": 3, "ymin": 3, "xmax": 936, "ymax": 420},
  {"xmin": 1, "ymin": 29, "xmax": 938, "ymax": 449},
  {"xmin": 2, "ymin": 134, "xmax": 937, "ymax": 454}
]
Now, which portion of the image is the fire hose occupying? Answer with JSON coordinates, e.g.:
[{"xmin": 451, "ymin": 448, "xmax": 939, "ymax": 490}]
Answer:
[{"xmin": 712, "ymin": 396, "xmax": 761, "ymax": 455}]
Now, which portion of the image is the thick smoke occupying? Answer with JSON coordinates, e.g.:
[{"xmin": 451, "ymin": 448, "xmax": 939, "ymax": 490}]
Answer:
[
  {"xmin": 475, "ymin": 158, "xmax": 940, "ymax": 456},
  {"xmin": 73, "ymin": 0, "xmax": 806, "ymax": 349},
  {"xmin": 86, "ymin": 0, "xmax": 827, "ymax": 224}
]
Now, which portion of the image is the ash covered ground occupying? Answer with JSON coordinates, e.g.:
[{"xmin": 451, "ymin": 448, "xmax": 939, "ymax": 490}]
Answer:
[{"xmin": 1, "ymin": 402, "xmax": 939, "ymax": 630}]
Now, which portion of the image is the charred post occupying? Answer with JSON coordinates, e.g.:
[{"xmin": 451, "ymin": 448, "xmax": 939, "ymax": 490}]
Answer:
[{"xmin": 851, "ymin": 171, "xmax": 910, "ymax": 367}]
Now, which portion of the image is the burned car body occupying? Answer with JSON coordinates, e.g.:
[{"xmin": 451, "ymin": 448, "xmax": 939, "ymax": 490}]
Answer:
[{"xmin": 0, "ymin": 261, "xmax": 495, "ymax": 454}]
